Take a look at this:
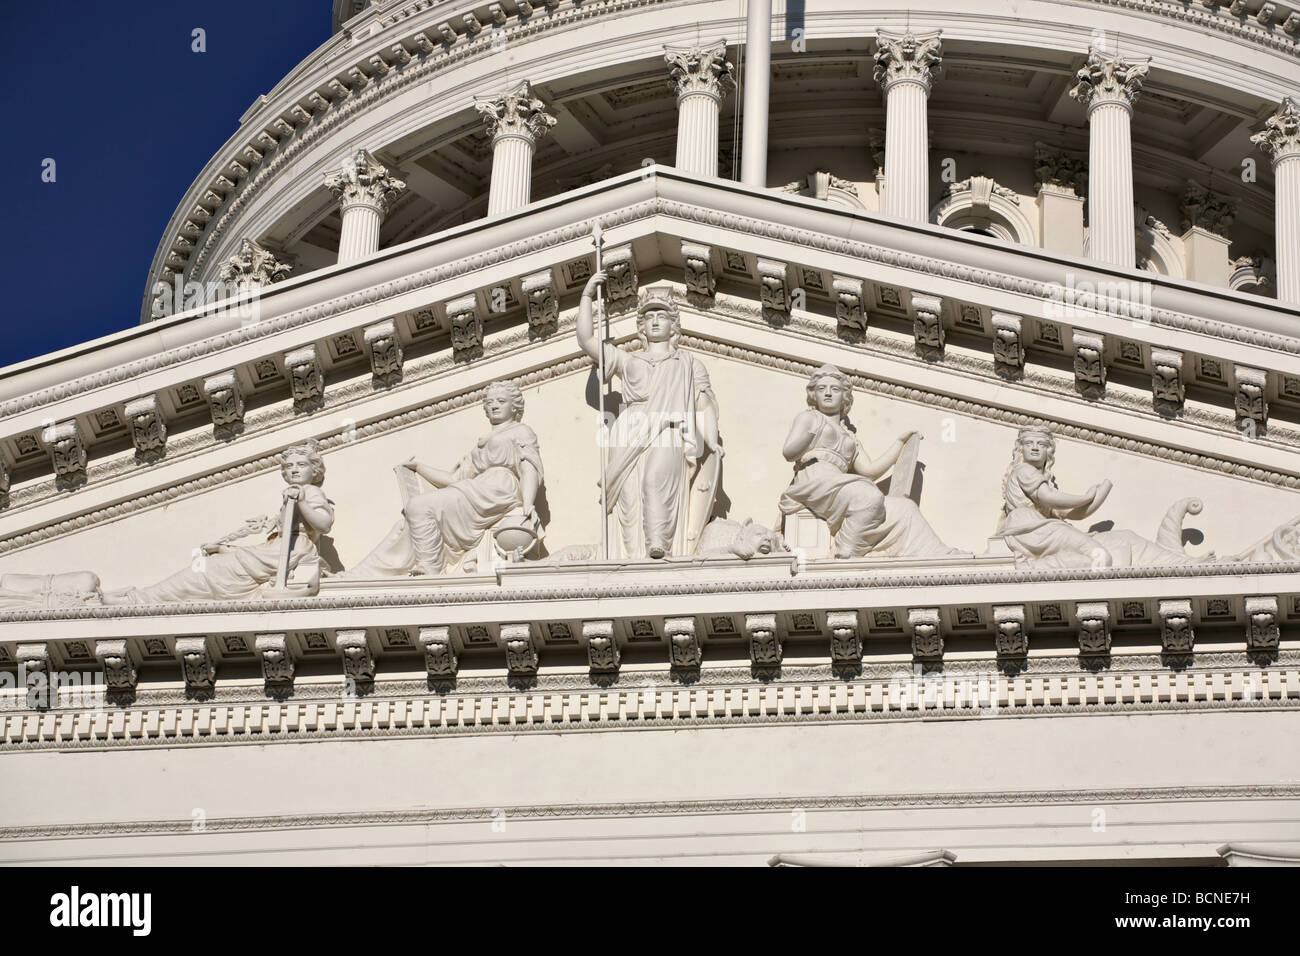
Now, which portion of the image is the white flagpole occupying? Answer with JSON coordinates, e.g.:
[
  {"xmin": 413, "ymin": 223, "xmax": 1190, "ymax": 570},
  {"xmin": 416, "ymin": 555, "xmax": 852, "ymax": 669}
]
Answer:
[{"xmin": 592, "ymin": 223, "xmax": 610, "ymax": 560}]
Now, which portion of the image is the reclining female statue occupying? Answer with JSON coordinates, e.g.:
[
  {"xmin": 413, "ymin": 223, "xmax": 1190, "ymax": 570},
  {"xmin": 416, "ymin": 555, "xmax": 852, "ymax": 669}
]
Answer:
[
  {"xmin": 103, "ymin": 439, "xmax": 334, "ymax": 603},
  {"xmin": 778, "ymin": 364, "xmax": 963, "ymax": 559},
  {"xmin": 341, "ymin": 380, "xmax": 543, "ymax": 577}
]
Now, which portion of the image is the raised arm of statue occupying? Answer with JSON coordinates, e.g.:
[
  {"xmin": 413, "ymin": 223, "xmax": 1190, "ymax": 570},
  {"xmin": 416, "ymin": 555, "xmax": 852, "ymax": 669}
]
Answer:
[{"xmin": 576, "ymin": 269, "xmax": 609, "ymax": 365}]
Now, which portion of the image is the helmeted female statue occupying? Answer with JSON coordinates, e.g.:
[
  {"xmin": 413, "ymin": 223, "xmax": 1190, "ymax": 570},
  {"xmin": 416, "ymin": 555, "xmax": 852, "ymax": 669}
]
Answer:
[{"xmin": 577, "ymin": 275, "xmax": 722, "ymax": 559}]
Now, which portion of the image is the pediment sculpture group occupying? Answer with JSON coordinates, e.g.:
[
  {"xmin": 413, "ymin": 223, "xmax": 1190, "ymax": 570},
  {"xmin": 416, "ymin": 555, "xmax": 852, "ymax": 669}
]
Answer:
[{"xmin": 3, "ymin": 275, "xmax": 1299, "ymax": 609}]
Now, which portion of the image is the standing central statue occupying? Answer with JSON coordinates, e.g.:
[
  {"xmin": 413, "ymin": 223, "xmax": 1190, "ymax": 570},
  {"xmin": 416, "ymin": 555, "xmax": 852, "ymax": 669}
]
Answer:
[{"xmin": 578, "ymin": 275, "xmax": 722, "ymax": 559}]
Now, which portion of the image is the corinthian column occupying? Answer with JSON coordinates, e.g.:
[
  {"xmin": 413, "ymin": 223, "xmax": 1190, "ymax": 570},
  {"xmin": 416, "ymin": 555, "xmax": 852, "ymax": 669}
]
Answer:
[
  {"xmin": 1069, "ymin": 50, "xmax": 1149, "ymax": 269},
  {"xmin": 664, "ymin": 41, "xmax": 736, "ymax": 177},
  {"xmin": 873, "ymin": 30, "xmax": 942, "ymax": 223},
  {"xmin": 1251, "ymin": 97, "xmax": 1300, "ymax": 303},
  {"xmin": 475, "ymin": 80, "xmax": 557, "ymax": 216},
  {"xmin": 324, "ymin": 149, "xmax": 406, "ymax": 266}
]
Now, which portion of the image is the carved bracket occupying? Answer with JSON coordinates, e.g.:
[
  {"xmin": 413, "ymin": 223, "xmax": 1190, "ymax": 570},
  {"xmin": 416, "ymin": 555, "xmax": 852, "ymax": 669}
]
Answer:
[
  {"xmin": 204, "ymin": 371, "xmax": 245, "ymax": 439},
  {"xmin": 911, "ymin": 294, "xmax": 944, "ymax": 361},
  {"xmin": 1075, "ymin": 601, "xmax": 1112, "ymax": 655},
  {"xmin": 832, "ymin": 275, "xmax": 866, "ymax": 337},
  {"xmin": 16, "ymin": 643, "xmax": 51, "ymax": 709},
  {"xmin": 1234, "ymin": 366, "xmax": 1268, "ymax": 435},
  {"xmin": 827, "ymin": 611, "xmax": 862, "ymax": 665},
  {"xmin": 125, "ymin": 394, "xmax": 167, "ymax": 463},
  {"xmin": 364, "ymin": 319, "xmax": 404, "ymax": 384},
  {"xmin": 746, "ymin": 613, "xmax": 782, "ymax": 668},
  {"xmin": 682, "ymin": 241, "xmax": 716, "ymax": 296},
  {"xmin": 1158, "ymin": 599, "xmax": 1195, "ymax": 655},
  {"xmin": 0, "ymin": 457, "xmax": 9, "ymax": 509},
  {"xmin": 1245, "ymin": 596, "xmax": 1280, "ymax": 655},
  {"xmin": 41, "ymin": 420, "xmax": 87, "ymax": 491},
  {"xmin": 991, "ymin": 312, "xmax": 1024, "ymax": 379},
  {"xmin": 285, "ymin": 344, "xmax": 325, "ymax": 414},
  {"xmin": 666, "ymin": 616, "xmax": 701, "ymax": 671},
  {"xmin": 95, "ymin": 639, "xmax": 137, "ymax": 694},
  {"xmin": 1150, "ymin": 348, "xmax": 1184, "ymax": 416},
  {"xmin": 446, "ymin": 294, "xmax": 483, "ymax": 361},
  {"xmin": 1072, "ymin": 331, "xmax": 1106, "ymax": 400},
  {"xmin": 605, "ymin": 245, "xmax": 638, "ymax": 304},
  {"xmin": 419, "ymin": 625, "xmax": 458, "ymax": 680},
  {"xmin": 500, "ymin": 623, "xmax": 539, "ymax": 680},
  {"xmin": 255, "ymin": 633, "xmax": 295, "ymax": 685},
  {"xmin": 993, "ymin": 605, "xmax": 1028, "ymax": 659},
  {"xmin": 337, "ymin": 628, "xmax": 376, "ymax": 684},
  {"xmin": 521, "ymin": 269, "xmax": 559, "ymax": 336},
  {"xmin": 757, "ymin": 258, "xmax": 791, "ymax": 322},
  {"xmin": 583, "ymin": 619, "xmax": 620, "ymax": 674},
  {"xmin": 175, "ymin": 637, "xmax": 215, "ymax": 695},
  {"xmin": 907, "ymin": 607, "xmax": 943, "ymax": 661}
]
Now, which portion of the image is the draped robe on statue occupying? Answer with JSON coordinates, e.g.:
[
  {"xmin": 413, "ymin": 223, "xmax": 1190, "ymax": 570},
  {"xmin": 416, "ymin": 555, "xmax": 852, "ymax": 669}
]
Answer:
[
  {"xmin": 778, "ymin": 414, "xmax": 961, "ymax": 559},
  {"xmin": 601, "ymin": 345, "xmax": 719, "ymax": 558},
  {"xmin": 115, "ymin": 487, "xmax": 332, "ymax": 603},
  {"xmin": 341, "ymin": 421, "xmax": 543, "ymax": 577}
]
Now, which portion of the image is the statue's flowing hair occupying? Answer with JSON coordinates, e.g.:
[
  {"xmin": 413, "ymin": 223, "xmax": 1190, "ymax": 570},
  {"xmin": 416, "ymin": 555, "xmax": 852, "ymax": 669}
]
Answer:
[
  {"xmin": 805, "ymin": 364, "xmax": 854, "ymax": 417},
  {"xmin": 280, "ymin": 438, "xmax": 326, "ymax": 486},
  {"xmin": 999, "ymin": 425, "xmax": 1056, "ymax": 520},
  {"xmin": 483, "ymin": 380, "xmax": 526, "ymax": 421}
]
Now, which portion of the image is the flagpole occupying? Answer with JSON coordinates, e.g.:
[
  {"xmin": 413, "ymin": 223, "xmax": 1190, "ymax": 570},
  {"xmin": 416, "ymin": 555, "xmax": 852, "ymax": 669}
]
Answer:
[{"xmin": 592, "ymin": 223, "xmax": 610, "ymax": 561}]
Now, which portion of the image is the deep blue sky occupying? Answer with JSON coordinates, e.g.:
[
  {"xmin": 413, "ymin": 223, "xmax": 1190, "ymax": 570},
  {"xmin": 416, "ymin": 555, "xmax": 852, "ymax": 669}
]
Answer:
[{"xmin": 0, "ymin": 1, "xmax": 332, "ymax": 367}]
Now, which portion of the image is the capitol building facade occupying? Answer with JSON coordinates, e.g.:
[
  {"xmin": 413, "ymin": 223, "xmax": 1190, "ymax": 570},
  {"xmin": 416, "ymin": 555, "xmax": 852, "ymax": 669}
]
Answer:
[{"xmin": 1, "ymin": 0, "xmax": 1298, "ymax": 865}]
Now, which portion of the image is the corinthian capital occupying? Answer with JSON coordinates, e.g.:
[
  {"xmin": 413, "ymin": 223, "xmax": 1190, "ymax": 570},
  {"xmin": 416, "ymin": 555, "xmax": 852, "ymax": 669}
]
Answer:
[
  {"xmin": 872, "ymin": 30, "xmax": 942, "ymax": 93},
  {"xmin": 1068, "ymin": 50, "xmax": 1150, "ymax": 112},
  {"xmin": 475, "ymin": 80, "xmax": 557, "ymax": 144},
  {"xmin": 323, "ymin": 149, "xmax": 406, "ymax": 214},
  {"xmin": 664, "ymin": 41, "xmax": 736, "ymax": 101},
  {"xmin": 219, "ymin": 238, "xmax": 292, "ymax": 289},
  {"xmin": 1250, "ymin": 97, "xmax": 1300, "ymax": 162}
]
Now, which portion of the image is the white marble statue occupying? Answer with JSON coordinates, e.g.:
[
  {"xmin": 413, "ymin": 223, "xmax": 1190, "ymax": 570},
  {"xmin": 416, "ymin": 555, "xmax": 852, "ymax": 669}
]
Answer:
[
  {"xmin": 997, "ymin": 424, "xmax": 1300, "ymax": 567},
  {"xmin": 578, "ymin": 277, "xmax": 722, "ymax": 559},
  {"xmin": 341, "ymin": 380, "xmax": 543, "ymax": 577},
  {"xmin": 103, "ymin": 440, "xmax": 334, "ymax": 603},
  {"xmin": 778, "ymin": 364, "xmax": 963, "ymax": 558}
]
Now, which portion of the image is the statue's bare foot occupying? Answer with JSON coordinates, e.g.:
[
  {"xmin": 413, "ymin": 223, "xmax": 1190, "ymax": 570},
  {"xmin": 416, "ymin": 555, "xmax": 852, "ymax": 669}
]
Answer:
[{"xmin": 647, "ymin": 545, "xmax": 667, "ymax": 559}]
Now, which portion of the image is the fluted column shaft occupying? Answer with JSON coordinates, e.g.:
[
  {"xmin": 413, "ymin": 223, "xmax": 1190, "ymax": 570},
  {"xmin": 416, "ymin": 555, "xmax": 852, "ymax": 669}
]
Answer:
[
  {"xmin": 1086, "ymin": 99, "xmax": 1136, "ymax": 268},
  {"xmin": 487, "ymin": 134, "xmax": 537, "ymax": 216},
  {"xmin": 873, "ymin": 30, "xmax": 941, "ymax": 224},
  {"xmin": 1252, "ymin": 98, "xmax": 1300, "ymax": 303},
  {"xmin": 476, "ymin": 80, "xmax": 556, "ymax": 217},
  {"xmin": 1070, "ymin": 50, "xmax": 1149, "ymax": 270},
  {"xmin": 324, "ymin": 149, "xmax": 405, "ymax": 266},
  {"xmin": 338, "ymin": 201, "xmax": 383, "ymax": 265},
  {"xmin": 1279, "ymin": 155, "xmax": 1300, "ymax": 303},
  {"xmin": 665, "ymin": 42, "xmax": 735, "ymax": 178}
]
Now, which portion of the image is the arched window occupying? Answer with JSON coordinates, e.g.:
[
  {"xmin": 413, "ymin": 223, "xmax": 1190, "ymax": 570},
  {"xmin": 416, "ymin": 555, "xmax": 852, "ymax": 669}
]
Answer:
[{"xmin": 931, "ymin": 177, "xmax": 1035, "ymax": 245}]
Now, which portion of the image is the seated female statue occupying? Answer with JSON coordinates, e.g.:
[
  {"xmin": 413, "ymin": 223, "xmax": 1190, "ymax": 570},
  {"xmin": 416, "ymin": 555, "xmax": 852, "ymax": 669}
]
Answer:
[
  {"xmin": 779, "ymin": 365, "xmax": 962, "ymax": 559},
  {"xmin": 342, "ymin": 380, "xmax": 543, "ymax": 577}
]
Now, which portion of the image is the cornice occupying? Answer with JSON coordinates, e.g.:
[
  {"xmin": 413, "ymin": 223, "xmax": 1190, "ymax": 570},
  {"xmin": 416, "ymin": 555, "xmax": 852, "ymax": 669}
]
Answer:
[
  {"xmin": 7, "ymin": 782, "xmax": 1297, "ymax": 841},
  {"xmin": 0, "ymin": 559, "xmax": 1294, "ymax": 623},
  {"xmin": 17, "ymin": 184, "xmax": 1300, "ymax": 427}
]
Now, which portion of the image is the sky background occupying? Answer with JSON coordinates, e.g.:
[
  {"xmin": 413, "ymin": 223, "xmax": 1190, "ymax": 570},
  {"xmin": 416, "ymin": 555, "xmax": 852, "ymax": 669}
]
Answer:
[{"xmin": 0, "ymin": 1, "xmax": 333, "ymax": 366}]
